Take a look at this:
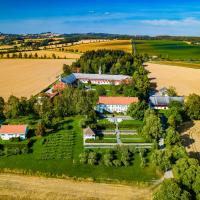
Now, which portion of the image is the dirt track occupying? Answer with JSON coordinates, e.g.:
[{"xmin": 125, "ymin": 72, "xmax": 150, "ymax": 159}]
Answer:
[
  {"xmin": 0, "ymin": 173, "xmax": 152, "ymax": 200},
  {"xmin": 0, "ymin": 59, "xmax": 76, "ymax": 100},
  {"xmin": 147, "ymin": 63, "xmax": 200, "ymax": 96}
]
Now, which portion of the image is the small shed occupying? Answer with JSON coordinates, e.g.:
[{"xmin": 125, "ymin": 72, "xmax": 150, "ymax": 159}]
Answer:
[{"xmin": 83, "ymin": 127, "xmax": 96, "ymax": 140}]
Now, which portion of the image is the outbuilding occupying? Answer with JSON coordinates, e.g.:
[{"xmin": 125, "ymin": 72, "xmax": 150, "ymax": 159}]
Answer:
[{"xmin": 0, "ymin": 125, "xmax": 28, "ymax": 140}]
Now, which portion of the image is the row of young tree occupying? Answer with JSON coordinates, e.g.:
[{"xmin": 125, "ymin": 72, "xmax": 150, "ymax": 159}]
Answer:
[
  {"xmin": 0, "ymin": 52, "xmax": 66, "ymax": 59},
  {"xmin": 79, "ymin": 146, "xmax": 148, "ymax": 168}
]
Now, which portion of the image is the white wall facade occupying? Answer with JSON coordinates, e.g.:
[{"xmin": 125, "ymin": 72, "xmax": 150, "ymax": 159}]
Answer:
[
  {"xmin": 79, "ymin": 79, "xmax": 120, "ymax": 85},
  {"xmin": 96, "ymin": 104, "xmax": 129, "ymax": 113},
  {"xmin": 84, "ymin": 135, "xmax": 95, "ymax": 140},
  {"xmin": 0, "ymin": 134, "xmax": 26, "ymax": 140}
]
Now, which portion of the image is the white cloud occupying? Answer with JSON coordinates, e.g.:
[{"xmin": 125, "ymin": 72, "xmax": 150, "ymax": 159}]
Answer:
[
  {"xmin": 104, "ymin": 12, "xmax": 111, "ymax": 15},
  {"xmin": 142, "ymin": 17, "xmax": 200, "ymax": 26}
]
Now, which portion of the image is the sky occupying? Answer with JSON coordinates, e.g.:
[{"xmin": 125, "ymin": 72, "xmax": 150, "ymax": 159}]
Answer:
[{"xmin": 0, "ymin": 0, "xmax": 200, "ymax": 36}]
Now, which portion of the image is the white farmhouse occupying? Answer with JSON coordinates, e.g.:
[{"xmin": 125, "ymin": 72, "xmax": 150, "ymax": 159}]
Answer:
[
  {"xmin": 83, "ymin": 127, "xmax": 96, "ymax": 140},
  {"xmin": 0, "ymin": 125, "xmax": 28, "ymax": 140},
  {"xmin": 96, "ymin": 96, "xmax": 139, "ymax": 113}
]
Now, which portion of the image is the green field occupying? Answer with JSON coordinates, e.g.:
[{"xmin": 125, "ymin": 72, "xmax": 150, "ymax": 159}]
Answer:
[
  {"xmin": 135, "ymin": 40, "xmax": 200, "ymax": 61},
  {"xmin": 0, "ymin": 116, "xmax": 159, "ymax": 183},
  {"xmin": 65, "ymin": 39, "xmax": 200, "ymax": 61},
  {"xmin": 119, "ymin": 120, "xmax": 143, "ymax": 130}
]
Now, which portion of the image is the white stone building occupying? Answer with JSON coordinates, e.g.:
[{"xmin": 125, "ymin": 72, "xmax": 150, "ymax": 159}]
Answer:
[
  {"xmin": 61, "ymin": 73, "xmax": 131, "ymax": 85},
  {"xmin": 96, "ymin": 96, "xmax": 139, "ymax": 114}
]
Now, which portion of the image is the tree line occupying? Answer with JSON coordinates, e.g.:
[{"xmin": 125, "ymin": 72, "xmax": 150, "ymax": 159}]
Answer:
[
  {"xmin": 0, "ymin": 52, "xmax": 67, "ymax": 59},
  {"xmin": 0, "ymin": 87, "xmax": 98, "ymax": 136}
]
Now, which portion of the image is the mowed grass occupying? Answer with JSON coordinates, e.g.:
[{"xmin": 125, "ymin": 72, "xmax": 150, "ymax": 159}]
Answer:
[
  {"xmin": 0, "ymin": 117, "xmax": 160, "ymax": 183},
  {"xmin": 135, "ymin": 40, "xmax": 200, "ymax": 60},
  {"xmin": 65, "ymin": 40, "xmax": 132, "ymax": 53}
]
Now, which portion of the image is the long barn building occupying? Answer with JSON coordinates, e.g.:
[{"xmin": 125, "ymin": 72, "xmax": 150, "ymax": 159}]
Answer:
[{"xmin": 61, "ymin": 73, "xmax": 131, "ymax": 85}]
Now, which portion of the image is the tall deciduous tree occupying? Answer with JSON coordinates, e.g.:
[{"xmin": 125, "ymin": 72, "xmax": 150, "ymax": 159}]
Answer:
[
  {"xmin": 132, "ymin": 65, "xmax": 150, "ymax": 99},
  {"xmin": 153, "ymin": 179, "xmax": 191, "ymax": 200},
  {"xmin": 167, "ymin": 86, "xmax": 178, "ymax": 96},
  {"xmin": 127, "ymin": 101, "xmax": 148, "ymax": 120},
  {"xmin": 63, "ymin": 64, "xmax": 72, "ymax": 76},
  {"xmin": 142, "ymin": 109, "xmax": 163, "ymax": 141},
  {"xmin": 185, "ymin": 94, "xmax": 200, "ymax": 120},
  {"xmin": 173, "ymin": 158, "xmax": 199, "ymax": 191},
  {"xmin": 35, "ymin": 120, "xmax": 46, "ymax": 136},
  {"xmin": 165, "ymin": 127, "xmax": 181, "ymax": 146},
  {"xmin": 4, "ymin": 95, "xmax": 22, "ymax": 118}
]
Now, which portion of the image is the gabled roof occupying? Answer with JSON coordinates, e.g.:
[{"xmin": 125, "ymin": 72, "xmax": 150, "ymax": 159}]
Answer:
[
  {"xmin": 53, "ymin": 82, "xmax": 66, "ymax": 91},
  {"xmin": 149, "ymin": 96, "xmax": 184, "ymax": 107},
  {"xmin": 73, "ymin": 73, "xmax": 131, "ymax": 81},
  {"xmin": 0, "ymin": 125, "xmax": 28, "ymax": 135},
  {"xmin": 61, "ymin": 73, "xmax": 131, "ymax": 84},
  {"xmin": 61, "ymin": 74, "xmax": 76, "ymax": 84},
  {"xmin": 98, "ymin": 96, "xmax": 139, "ymax": 105},
  {"xmin": 83, "ymin": 127, "xmax": 95, "ymax": 136}
]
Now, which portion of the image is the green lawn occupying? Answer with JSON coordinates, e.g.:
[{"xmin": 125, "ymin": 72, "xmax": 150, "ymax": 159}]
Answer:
[
  {"xmin": 0, "ymin": 116, "xmax": 160, "ymax": 183},
  {"xmin": 85, "ymin": 138, "xmax": 117, "ymax": 143},
  {"xmin": 121, "ymin": 139, "xmax": 146, "ymax": 143},
  {"xmin": 135, "ymin": 40, "xmax": 200, "ymax": 61},
  {"xmin": 90, "ymin": 84, "xmax": 125, "ymax": 97},
  {"xmin": 119, "ymin": 120, "xmax": 143, "ymax": 130},
  {"xmin": 120, "ymin": 134, "xmax": 146, "ymax": 143},
  {"xmin": 101, "ymin": 134, "xmax": 116, "ymax": 139},
  {"xmin": 96, "ymin": 119, "xmax": 115, "ymax": 130}
]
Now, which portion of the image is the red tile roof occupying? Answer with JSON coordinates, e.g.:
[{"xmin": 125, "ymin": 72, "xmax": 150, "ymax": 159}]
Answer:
[
  {"xmin": 0, "ymin": 125, "xmax": 27, "ymax": 135},
  {"xmin": 98, "ymin": 96, "xmax": 139, "ymax": 105},
  {"xmin": 53, "ymin": 82, "xmax": 66, "ymax": 91}
]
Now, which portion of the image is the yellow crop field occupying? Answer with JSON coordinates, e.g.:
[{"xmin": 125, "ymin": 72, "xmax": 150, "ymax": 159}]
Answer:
[
  {"xmin": 0, "ymin": 45, "xmax": 14, "ymax": 49},
  {"xmin": 0, "ymin": 59, "xmax": 76, "ymax": 100},
  {"xmin": 64, "ymin": 40, "xmax": 132, "ymax": 53}
]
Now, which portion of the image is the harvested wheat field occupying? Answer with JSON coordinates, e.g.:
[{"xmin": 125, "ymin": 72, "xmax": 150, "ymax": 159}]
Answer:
[
  {"xmin": 146, "ymin": 63, "xmax": 200, "ymax": 96},
  {"xmin": 0, "ymin": 173, "xmax": 152, "ymax": 200},
  {"xmin": 180, "ymin": 121, "xmax": 200, "ymax": 160},
  {"xmin": 0, "ymin": 59, "xmax": 76, "ymax": 100},
  {"xmin": 65, "ymin": 40, "xmax": 132, "ymax": 53}
]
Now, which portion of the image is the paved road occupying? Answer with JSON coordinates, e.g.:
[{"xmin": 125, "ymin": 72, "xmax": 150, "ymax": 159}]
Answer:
[{"xmin": 114, "ymin": 118, "xmax": 121, "ymax": 144}]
